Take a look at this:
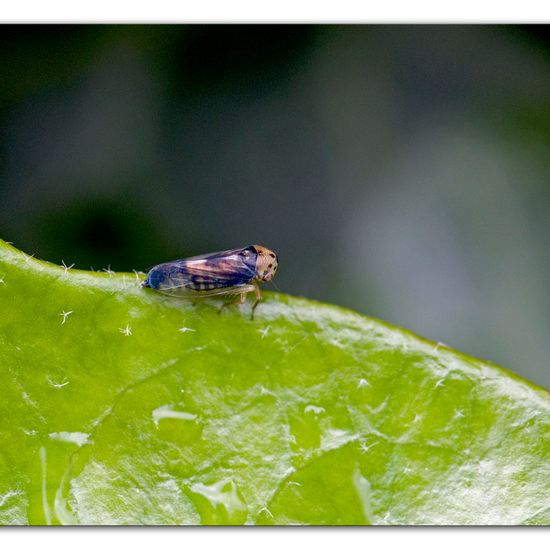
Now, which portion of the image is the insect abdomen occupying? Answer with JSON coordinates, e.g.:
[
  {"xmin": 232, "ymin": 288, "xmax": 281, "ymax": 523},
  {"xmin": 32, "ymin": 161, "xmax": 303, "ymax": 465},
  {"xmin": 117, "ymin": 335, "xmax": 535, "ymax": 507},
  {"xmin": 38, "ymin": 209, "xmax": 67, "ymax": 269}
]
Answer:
[
  {"xmin": 144, "ymin": 266, "xmax": 248, "ymax": 292},
  {"xmin": 186, "ymin": 275, "xmax": 226, "ymax": 290}
]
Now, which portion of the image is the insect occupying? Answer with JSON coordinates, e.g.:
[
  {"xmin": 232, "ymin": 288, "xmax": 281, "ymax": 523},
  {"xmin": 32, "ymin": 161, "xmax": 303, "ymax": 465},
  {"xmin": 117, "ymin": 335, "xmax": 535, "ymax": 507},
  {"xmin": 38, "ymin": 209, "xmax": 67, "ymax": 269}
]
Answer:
[{"xmin": 141, "ymin": 245, "xmax": 278, "ymax": 316}]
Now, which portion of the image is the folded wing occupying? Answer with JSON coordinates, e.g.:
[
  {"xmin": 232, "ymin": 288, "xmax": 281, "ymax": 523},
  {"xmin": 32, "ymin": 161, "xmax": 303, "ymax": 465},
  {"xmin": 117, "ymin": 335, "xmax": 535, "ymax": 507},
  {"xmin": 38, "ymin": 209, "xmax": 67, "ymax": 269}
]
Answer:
[{"xmin": 148, "ymin": 248, "xmax": 257, "ymax": 292}]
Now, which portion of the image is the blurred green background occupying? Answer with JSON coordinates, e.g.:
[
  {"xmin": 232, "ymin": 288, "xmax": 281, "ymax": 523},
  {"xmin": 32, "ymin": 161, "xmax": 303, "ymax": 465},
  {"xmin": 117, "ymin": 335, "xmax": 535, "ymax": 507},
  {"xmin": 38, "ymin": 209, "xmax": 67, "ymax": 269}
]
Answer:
[{"xmin": 0, "ymin": 25, "xmax": 549, "ymax": 388}]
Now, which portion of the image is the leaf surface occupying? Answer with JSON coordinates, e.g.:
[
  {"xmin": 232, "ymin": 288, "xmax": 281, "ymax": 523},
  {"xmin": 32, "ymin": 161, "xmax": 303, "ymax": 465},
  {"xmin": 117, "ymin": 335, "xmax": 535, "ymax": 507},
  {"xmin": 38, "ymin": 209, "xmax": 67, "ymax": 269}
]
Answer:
[{"xmin": 0, "ymin": 240, "xmax": 548, "ymax": 525}]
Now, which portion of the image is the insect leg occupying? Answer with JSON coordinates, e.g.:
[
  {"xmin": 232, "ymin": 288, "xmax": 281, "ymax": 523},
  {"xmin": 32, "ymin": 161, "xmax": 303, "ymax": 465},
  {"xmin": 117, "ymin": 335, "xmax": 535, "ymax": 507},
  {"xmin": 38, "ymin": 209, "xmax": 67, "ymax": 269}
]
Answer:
[
  {"xmin": 217, "ymin": 301, "xmax": 230, "ymax": 314},
  {"xmin": 216, "ymin": 285, "xmax": 254, "ymax": 315},
  {"xmin": 250, "ymin": 282, "xmax": 262, "ymax": 320},
  {"xmin": 217, "ymin": 297, "xmax": 242, "ymax": 314}
]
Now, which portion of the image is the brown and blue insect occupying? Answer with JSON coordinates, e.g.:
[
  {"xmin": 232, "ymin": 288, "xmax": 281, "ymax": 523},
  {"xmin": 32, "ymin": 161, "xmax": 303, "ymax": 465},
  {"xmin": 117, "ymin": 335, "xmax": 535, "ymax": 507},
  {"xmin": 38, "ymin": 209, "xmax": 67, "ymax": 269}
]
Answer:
[{"xmin": 141, "ymin": 245, "xmax": 278, "ymax": 316}]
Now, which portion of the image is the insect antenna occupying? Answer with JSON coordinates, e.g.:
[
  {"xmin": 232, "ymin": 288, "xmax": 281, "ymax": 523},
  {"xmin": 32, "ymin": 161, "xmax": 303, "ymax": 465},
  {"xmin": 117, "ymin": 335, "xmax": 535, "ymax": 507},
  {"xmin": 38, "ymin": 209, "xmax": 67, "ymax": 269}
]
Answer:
[{"xmin": 270, "ymin": 281, "xmax": 282, "ymax": 292}]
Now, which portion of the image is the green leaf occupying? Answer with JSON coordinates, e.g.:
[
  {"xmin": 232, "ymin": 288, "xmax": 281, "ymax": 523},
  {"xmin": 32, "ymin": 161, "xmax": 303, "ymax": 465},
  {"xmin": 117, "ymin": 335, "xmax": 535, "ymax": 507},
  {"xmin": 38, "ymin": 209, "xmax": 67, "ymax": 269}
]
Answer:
[{"xmin": 0, "ymin": 239, "xmax": 548, "ymax": 525}]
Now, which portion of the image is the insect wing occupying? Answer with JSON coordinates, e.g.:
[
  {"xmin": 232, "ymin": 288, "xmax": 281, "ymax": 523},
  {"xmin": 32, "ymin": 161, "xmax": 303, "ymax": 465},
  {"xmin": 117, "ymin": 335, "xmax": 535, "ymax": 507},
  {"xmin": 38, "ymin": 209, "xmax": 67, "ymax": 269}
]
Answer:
[
  {"xmin": 179, "ymin": 247, "xmax": 247, "ymax": 262},
  {"xmin": 153, "ymin": 247, "xmax": 257, "ymax": 293}
]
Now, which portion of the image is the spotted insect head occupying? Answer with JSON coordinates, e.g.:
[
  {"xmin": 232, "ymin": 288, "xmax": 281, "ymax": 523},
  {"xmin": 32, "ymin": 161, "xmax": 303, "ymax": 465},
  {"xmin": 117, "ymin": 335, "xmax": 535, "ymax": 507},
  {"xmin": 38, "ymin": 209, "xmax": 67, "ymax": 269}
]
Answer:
[{"xmin": 252, "ymin": 245, "xmax": 278, "ymax": 282}]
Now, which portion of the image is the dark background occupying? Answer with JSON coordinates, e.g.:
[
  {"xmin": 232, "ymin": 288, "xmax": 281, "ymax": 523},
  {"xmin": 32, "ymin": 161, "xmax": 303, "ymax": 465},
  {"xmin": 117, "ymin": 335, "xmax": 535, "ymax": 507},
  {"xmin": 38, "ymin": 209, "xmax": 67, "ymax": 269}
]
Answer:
[{"xmin": 1, "ymin": 25, "xmax": 549, "ymax": 387}]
